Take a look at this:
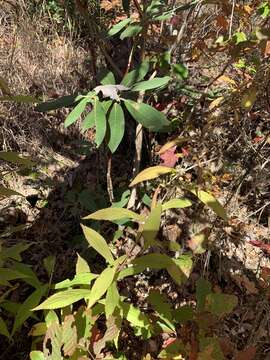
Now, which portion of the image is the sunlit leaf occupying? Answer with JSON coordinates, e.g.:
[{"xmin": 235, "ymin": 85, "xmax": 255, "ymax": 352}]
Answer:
[
  {"xmin": 132, "ymin": 76, "xmax": 170, "ymax": 91},
  {"xmin": 29, "ymin": 322, "xmax": 47, "ymax": 336},
  {"xmin": 162, "ymin": 198, "xmax": 192, "ymax": 211},
  {"xmin": 54, "ymin": 273, "xmax": 98, "ymax": 289},
  {"xmin": 108, "ymin": 102, "xmax": 125, "ymax": 153},
  {"xmin": 241, "ymin": 88, "xmax": 257, "ymax": 110},
  {"xmin": 129, "ymin": 166, "xmax": 173, "ymax": 186},
  {"xmin": 86, "ymin": 266, "xmax": 116, "ymax": 308},
  {"xmin": 100, "ymin": 71, "xmax": 116, "ymax": 85},
  {"xmin": 33, "ymin": 288, "xmax": 90, "ymax": 311},
  {"xmin": 81, "ymin": 225, "xmax": 114, "ymax": 264},
  {"xmin": 83, "ymin": 207, "xmax": 144, "ymax": 222},
  {"xmin": 189, "ymin": 188, "xmax": 228, "ymax": 221},
  {"xmin": 76, "ymin": 253, "xmax": 90, "ymax": 274},
  {"xmin": 167, "ymin": 255, "xmax": 193, "ymax": 285},
  {"xmin": 121, "ymin": 302, "xmax": 152, "ymax": 329},
  {"xmin": 142, "ymin": 204, "xmax": 162, "ymax": 248},
  {"xmin": 30, "ymin": 351, "xmax": 45, "ymax": 360},
  {"xmin": 105, "ymin": 281, "xmax": 120, "ymax": 317},
  {"xmin": 82, "ymin": 110, "xmax": 95, "ymax": 132}
]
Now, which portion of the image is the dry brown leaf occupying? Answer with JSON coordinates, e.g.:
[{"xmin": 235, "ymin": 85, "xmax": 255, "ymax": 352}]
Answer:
[{"xmin": 235, "ymin": 346, "xmax": 256, "ymax": 360}]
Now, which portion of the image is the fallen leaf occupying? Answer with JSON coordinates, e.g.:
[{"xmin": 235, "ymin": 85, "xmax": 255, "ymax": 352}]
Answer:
[
  {"xmin": 160, "ymin": 146, "xmax": 178, "ymax": 168},
  {"xmin": 216, "ymin": 15, "xmax": 229, "ymax": 30},
  {"xmin": 249, "ymin": 240, "xmax": 270, "ymax": 255}
]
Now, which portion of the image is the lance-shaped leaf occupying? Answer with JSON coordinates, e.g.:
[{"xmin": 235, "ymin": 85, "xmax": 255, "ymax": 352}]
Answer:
[
  {"xmin": 54, "ymin": 273, "xmax": 98, "ymax": 289},
  {"xmin": 121, "ymin": 61, "xmax": 149, "ymax": 87},
  {"xmin": 129, "ymin": 166, "xmax": 174, "ymax": 186},
  {"xmin": 108, "ymin": 103, "xmax": 125, "ymax": 153},
  {"xmin": 124, "ymin": 99, "xmax": 170, "ymax": 131},
  {"xmin": 131, "ymin": 76, "xmax": 170, "ymax": 91},
  {"xmin": 86, "ymin": 266, "xmax": 116, "ymax": 308},
  {"xmin": 105, "ymin": 281, "xmax": 120, "ymax": 317},
  {"xmin": 93, "ymin": 98, "xmax": 107, "ymax": 147},
  {"xmin": 108, "ymin": 18, "xmax": 131, "ymax": 36},
  {"xmin": 189, "ymin": 188, "xmax": 228, "ymax": 221},
  {"xmin": 142, "ymin": 204, "xmax": 162, "ymax": 248},
  {"xmin": 148, "ymin": 290, "xmax": 175, "ymax": 331},
  {"xmin": 0, "ymin": 151, "xmax": 34, "ymax": 166},
  {"xmin": 120, "ymin": 24, "xmax": 142, "ymax": 39},
  {"xmin": 83, "ymin": 207, "xmax": 144, "ymax": 222},
  {"xmin": 121, "ymin": 302, "xmax": 152, "ymax": 329},
  {"xmin": 162, "ymin": 198, "xmax": 192, "ymax": 211},
  {"xmin": 64, "ymin": 97, "xmax": 89, "ymax": 128},
  {"xmin": 81, "ymin": 225, "xmax": 114, "ymax": 264},
  {"xmin": 35, "ymin": 94, "xmax": 79, "ymax": 112},
  {"xmin": 12, "ymin": 285, "xmax": 48, "ymax": 335},
  {"xmin": 0, "ymin": 317, "xmax": 10, "ymax": 339},
  {"xmin": 33, "ymin": 288, "xmax": 91, "ymax": 311},
  {"xmin": 82, "ymin": 110, "xmax": 95, "ymax": 132}
]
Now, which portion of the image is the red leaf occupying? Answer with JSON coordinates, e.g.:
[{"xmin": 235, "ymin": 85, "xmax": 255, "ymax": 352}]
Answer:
[
  {"xmin": 160, "ymin": 145, "xmax": 178, "ymax": 168},
  {"xmin": 249, "ymin": 240, "xmax": 270, "ymax": 255},
  {"xmin": 162, "ymin": 337, "xmax": 176, "ymax": 348}
]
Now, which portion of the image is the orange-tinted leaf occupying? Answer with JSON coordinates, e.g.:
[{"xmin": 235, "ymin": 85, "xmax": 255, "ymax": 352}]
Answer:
[
  {"xmin": 160, "ymin": 146, "xmax": 178, "ymax": 168},
  {"xmin": 235, "ymin": 347, "xmax": 256, "ymax": 360}
]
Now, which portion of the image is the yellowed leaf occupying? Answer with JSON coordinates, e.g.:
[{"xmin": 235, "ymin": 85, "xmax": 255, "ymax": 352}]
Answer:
[
  {"xmin": 216, "ymin": 75, "xmax": 236, "ymax": 86},
  {"xmin": 241, "ymin": 88, "xmax": 257, "ymax": 110},
  {"xmin": 157, "ymin": 137, "xmax": 190, "ymax": 155},
  {"xmin": 209, "ymin": 96, "xmax": 224, "ymax": 110},
  {"xmin": 129, "ymin": 166, "xmax": 174, "ymax": 187}
]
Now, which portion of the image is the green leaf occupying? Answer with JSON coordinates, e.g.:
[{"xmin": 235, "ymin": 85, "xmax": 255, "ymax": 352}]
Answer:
[
  {"xmin": 0, "ymin": 151, "xmax": 34, "ymax": 166},
  {"xmin": 121, "ymin": 61, "xmax": 149, "ymax": 87},
  {"xmin": 30, "ymin": 351, "xmax": 45, "ymax": 360},
  {"xmin": 43, "ymin": 255, "xmax": 56, "ymax": 277},
  {"xmin": 45, "ymin": 310, "xmax": 59, "ymax": 327},
  {"xmin": 108, "ymin": 103, "xmax": 125, "ymax": 153},
  {"xmin": 108, "ymin": 18, "xmax": 131, "ymax": 36},
  {"xmin": 0, "ymin": 268, "xmax": 33, "ymax": 286},
  {"xmin": 33, "ymin": 288, "xmax": 90, "ymax": 311},
  {"xmin": 0, "ymin": 242, "xmax": 32, "ymax": 262},
  {"xmin": 167, "ymin": 255, "xmax": 193, "ymax": 285},
  {"xmin": 0, "ymin": 317, "xmax": 10, "ymax": 339},
  {"xmin": 93, "ymin": 98, "xmax": 107, "ymax": 147},
  {"xmin": 172, "ymin": 63, "xmax": 189, "ymax": 80},
  {"xmin": 100, "ymin": 71, "xmax": 116, "ymax": 85},
  {"xmin": 83, "ymin": 207, "xmax": 144, "ymax": 222},
  {"xmin": 81, "ymin": 225, "xmax": 114, "ymax": 264},
  {"xmin": 199, "ymin": 337, "xmax": 225, "ymax": 360},
  {"xmin": 12, "ymin": 285, "xmax": 48, "ymax": 335},
  {"xmin": 10, "ymin": 262, "xmax": 42, "ymax": 289},
  {"xmin": 258, "ymin": 2, "xmax": 270, "ymax": 18},
  {"xmin": 233, "ymin": 31, "xmax": 247, "ymax": 44},
  {"xmin": 131, "ymin": 76, "xmax": 170, "ymax": 91},
  {"xmin": 190, "ymin": 188, "xmax": 228, "ymax": 221},
  {"xmin": 0, "ymin": 185, "xmax": 23, "ymax": 198},
  {"xmin": 121, "ymin": 302, "xmax": 152, "ymax": 329},
  {"xmin": 102, "ymin": 100, "xmax": 113, "ymax": 113},
  {"xmin": 120, "ymin": 24, "xmax": 142, "ymax": 40},
  {"xmin": 35, "ymin": 94, "xmax": 78, "ymax": 112},
  {"xmin": 196, "ymin": 278, "xmax": 212, "ymax": 312},
  {"xmin": 142, "ymin": 204, "xmax": 162, "ymax": 248},
  {"xmin": 148, "ymin": 290, "xmax": 175, "ymax": 331},
  {"xmin": 76, "ymin": 253, "xmax": 90, "ymax": 274},
  {"xmin": 162, "ymin": 198, "xmax": 192, "ymax": 211},
  {"xmin": 86, "ymin": 266, "xmax": 116, "ymax": 308},
  {"xmin": 129, "ymin": 165, "xmax": 173, "ymax": 186},
  {"xmin": 29, "ymin": 322, "xmax": 47, "ymax": 336},
  {"xmin": 124, "ymin": 99, "xmax": 170, "ymax": 131},
  {"xmin": 82, "ymin": 110, "xmax": 95, "ymax": 132},
  {"xmin": 64, "ymin": 97, "xmax": 89, "ymax": 128},
  {"xmin": 105, "ymin": 281, "xmax": 120, "ymax": 317},
  {"xmin": 173, "ymin": 305, "xmax": 194, "ymax": 324},
  {"xmin": 54, "ymin": 273, "xmax": 98, "ymax": 289},
  {"xmin": 205, "ymin": 293, "xmax": 238, "ymax": 316}
]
